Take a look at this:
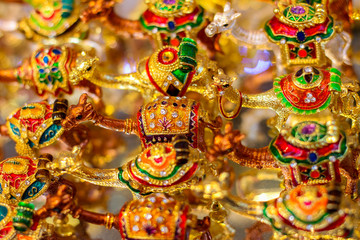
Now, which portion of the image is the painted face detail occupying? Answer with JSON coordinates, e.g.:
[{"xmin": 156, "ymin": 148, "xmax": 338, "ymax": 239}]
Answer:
[{"xmin": 289, "ymin": 185, "xmax": 328, "ymax": 215}]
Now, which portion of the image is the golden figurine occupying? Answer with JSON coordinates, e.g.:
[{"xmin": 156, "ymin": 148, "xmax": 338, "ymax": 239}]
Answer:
[
  {"xmin": 194, "ymin": 178, "xmax": 360, "ymax": 239},
  {"xmin": 206, "ymin": 2, "xmax": 352, "ymax": 74},
  {"xmin": 17, "ymin": 0, "xmax": 88, "ymax": 44},
  {"xmin": 0, "ymin": 45, "xmax": 101, "ymax": 103},
  {"xmin": 0, "ymin": 153, "xmax": 81, "ymax": 239},
  {"xmin": 81, "ymin": 0, "xmax": 223, "ymax": 55},
  {"xmin": 87, "ymin": 37, "xmax": 241, "ymax": 118},
  {"xmin": 0, "ymin": 99, "xmax": 89, "ymax": 157}
]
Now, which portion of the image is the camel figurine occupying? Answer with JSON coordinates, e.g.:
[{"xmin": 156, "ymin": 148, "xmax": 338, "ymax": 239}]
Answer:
[
  {"xmin": 193, "ymin": 177, "xmax": 360, "ymax": 239},
  {"xmin": 87, "ymin": 37, "xmax": 240, "ymax": 118},
  {"xmin": 0, "ymin": 45, "xmax": 102, "ymax": 103},
  {"xmin": 0, "ymin": 99, "xmax": 90, "ymax": 157},
  {"xmin": 215, "ymin": 66, "xmax": 360, "ymax": 133},
  {"xmin": 80, "ymin": 0, "xmax": 222, "ymax": 55},
  {"xmin": 0, "ymin": 153, "xmax": 81, "ymax": 240},
  {"xmin": 206, "ymin": 2, "xmax": 352, "ymax": 75},
  {"xmin": 15, "ymin": 191, "xmax": 214, "ymax": 240},
  {"xmin": 207, "ymin": 117, "xmax": 359, "ymax": 197},
  {"xmin": 60, "ymin": 93, "xmax": 222, "ymax": 152},
  {"xmin": 15, "ymin": 0, "xmax": 87, "ymax": 43}
]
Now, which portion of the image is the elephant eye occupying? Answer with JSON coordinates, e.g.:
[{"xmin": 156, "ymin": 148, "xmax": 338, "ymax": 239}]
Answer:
[
  {"xmin": 76, "ymin": 115, "xmax": 83, "ymax": 120},
  {"xmin": 223, "ymin": 24, "xmax": 229, "ymax": 27},
  {"xmin": 86, "ymin": 66, "xmax": 92, "ymax": 71}
]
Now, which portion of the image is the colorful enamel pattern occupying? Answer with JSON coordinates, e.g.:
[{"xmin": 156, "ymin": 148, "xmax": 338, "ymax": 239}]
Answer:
[
  {"xmin": 118, "ymin": 143, "xmax": 204, "ymax": 195},
  {"xmin": 20, "ymin": 0, "xmax": 80, "ymax": 38},
  {"xmin": 265, "ymin": 3, "xmax": 335, "ymax": 66},
  {"xmin": 263, "ymin": 185, "xmax": 354, "ymax": 238},
  {"xmin": 0, "ymin": 202, "xmax": 44, "ymax": 240},
  {"xmin": 146, "ymin": 38, "xmax": 198, "ymax": 96},
  {"xmin": 269, "ymin": 121, "xmax": 347, "ymax": 186},
  {"xmin": 6, "ymin": 102, "xmax": 64, "ymax": 155},
  {"xmin": 137, "ymin": 96, "xmax": 200, "ymax": 149},
  {"xmin": 274, "ymin": 67, "xmax": 341, "ymax": 114},
  {"xmin": 0, "ymin": 156, "xmax": 49, "ymax": 205},
  {"xmin": 118, "ymin": 194, "xmax": 189, "ymax": 240},
  {"xmin": 16, "ymin": 46, "xmax": 74, "ymax": 96},
  {"xmin": 140, "ymin": 0, "xmax": 205, "ymax": 45}
]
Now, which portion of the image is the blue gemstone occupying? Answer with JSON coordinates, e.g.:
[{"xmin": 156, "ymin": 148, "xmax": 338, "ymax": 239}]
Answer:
[
  {"xmin": 308, "ymin": 152, "xmax": 318, "ymax": 162},
  {"xmin": 296, "ymin": 31, "xmax": 306, "ymax": 42},
  {"xmin": 48, "ymin": 75, "xmax": 52, "ymax": 81},
  {"xmin": 52, "ymin": 49, "xmax": 62, "ymax": 55},
  {"xmin": 43, "ymin": 56, "xmax": 49, "ymax": 64},
  {"xmin": 168, "ymin": 21, "xmax": 176, "ymax": 31},
  {"xmin": 51, "ymin": 67, "xmax": 58, "ymax": 72},
  {"xmin": 39, "ymin": 69, "xmax": 45, "ymax": 74}
]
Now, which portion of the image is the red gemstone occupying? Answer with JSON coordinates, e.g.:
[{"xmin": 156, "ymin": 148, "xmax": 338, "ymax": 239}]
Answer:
[
  {"xmin": 298, "ymin": 49, "xmax": 308, "ymax": 58},
  {"xmin": 170, "ymin": 38, "xmax": 180, "ymax": 46},
  {"xmin": 310, "ymin": 170, "xmax": 320, "ymax": 179}
]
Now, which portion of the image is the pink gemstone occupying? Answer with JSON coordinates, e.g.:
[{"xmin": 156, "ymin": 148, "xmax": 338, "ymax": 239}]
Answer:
[
  {"xmin": 163, "ymin": 0, "xmax": 176, "ymax": 4},
  {"xmin": 301, "ymin": 123, "xmax": 316, "ymax": 135},
  {"xmin": 291, "ymin": 6, "xmax": 306, "ymax": 15}
]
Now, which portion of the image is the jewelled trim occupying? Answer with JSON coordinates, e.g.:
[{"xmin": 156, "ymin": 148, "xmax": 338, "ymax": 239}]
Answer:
[
  {"xmin": 6, "ymin": 102, "xmax": 64, "ymax": 152},
  {"xmin": 30, "ymin": 46, "xmax": 74, "ymax": 96},
  {"xmin": 137, "ymin": 97, "xmax": 199, "ymax": 148},
  {"xmin": 146, "ymin": 43, "xmax": 197, "ymax": 97},
  {"xmin": 282, "ymin": 120, "xmax": 340, "ymax": 149},
  {"xmin": 0, "ymin": 157, "xmax": 50, "ymax": 205},
  {"xmin": 265, "ymin": 15, "xmax": 334, "ymax": 43},
  {"xmin": 269, "ymin": 131, "xmax": 347, "ymax": 165},
  {"xmin": 263, "ymin": 187, "xmax": 350, "ymax": 237},
  {"xmin": 119, "ymin": 194, "xmax": 188, "ymax": 239},
  {"xmin": 140, "ymin": 6, "xmax": 204, "ymax": 34},
  {"xmin": 273, "ymin": 69, "xmax": 340, "ymax": 114}
]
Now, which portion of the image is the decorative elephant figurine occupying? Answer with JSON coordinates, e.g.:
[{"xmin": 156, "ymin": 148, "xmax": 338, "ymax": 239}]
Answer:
[
  {"xmin": 194, "ymin": 179, "xmax": 359, "ymax": 239},
  {"xmin": 86, "ymin": 37, "xmax": 240, "ymax": 118},
  {"xmin": 0, "ymin": 99, "xmax": 89, "ymax": 157},
  {"xmin": 0, "ymin": 45, "xmax": 102, "ymax": 104},
  {"xmin": 206, "ymin": 2, "xmax": 352, "ymax": 75},
  {"xmin": 80, "ymin": 0, "xmax": 222, "ymax": 55},
  {"xmin": 17, "ymin": 0, "xmax": 88, "ymax": 43},
  {"xmin": 15, "ymin": 191, "xmax": 214, "ymax": 240}
]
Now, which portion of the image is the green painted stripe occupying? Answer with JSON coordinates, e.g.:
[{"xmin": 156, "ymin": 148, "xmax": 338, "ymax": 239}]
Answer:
[
  {"xmin": 265, "ymin": 17, "xmax": 334, "ymax": 43},
  {"xmin": 140, "ymin": 8, "xmax": 204, "ymax": 33},
  {"xmin": 283, "ymin": 199, "xmax": 328, "ymax": 224},
  {"xmin": 329, "ymin": 83, "xmax": 341, "ymax": 92},
  {"xmin": 330, "ymin": 68, "xmax": 342, "ymax": 76},
  {"xmin": 30, "ymin": 14, "xmax": 65, "ymax": 31},
  {"xmin": 135, "ymin": 159, "xmax": 181, "ymax": 180}
]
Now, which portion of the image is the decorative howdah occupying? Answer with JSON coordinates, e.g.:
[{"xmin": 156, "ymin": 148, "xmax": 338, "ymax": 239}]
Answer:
[
  {"xmin": 6, "ymin": 102, "xmax": 64, "ymax": 155},
  {"xmin": 118, "ymin": 143, "xmax": 203, "ymax": 195},
  {"xmin": 18, "ymin": 0, "xmax": 84, "ymax": 41},
  {"xmin": 119, "ymin": 194, "xmax": 189, "ymax": 239},
  {"xmin": 273, "ymin": 67, "xmax": 341, "ymax": 114},
  {"xmin": 265, "ymin": 3, "xmax": 335, "ymax": 66},
  {"xmin": 0, "ymin": 156, "xmax": 49, "ymax": 205},
  {"xmin": 138, "ymin": 97, "xmax": 199, "ymax": 148},
  {"xmin": 0, "ymin": 45, "xmax": 100, "ymax": 99},
  {"xmin": 269, "ymin": 121, "xmax": 347, "ymax": 185},
  {"xmin": 263, "ymin": 184, "xmax": 355, "ymax": 238},
  {"xmin": 146, "ymin": 38, "xmax": 198, "ymax": 96}
]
